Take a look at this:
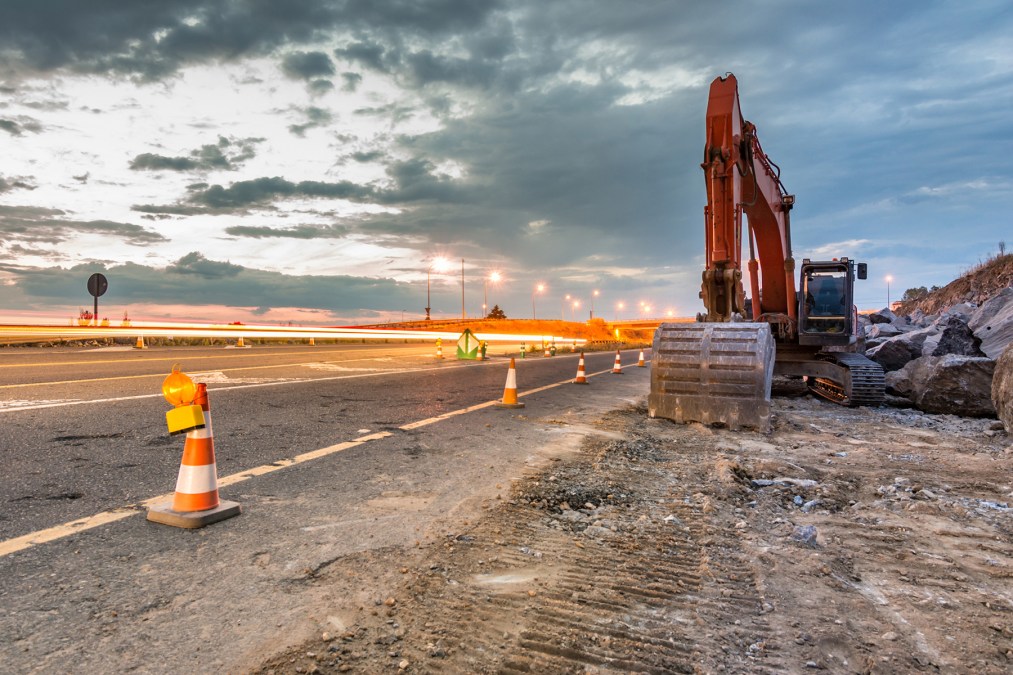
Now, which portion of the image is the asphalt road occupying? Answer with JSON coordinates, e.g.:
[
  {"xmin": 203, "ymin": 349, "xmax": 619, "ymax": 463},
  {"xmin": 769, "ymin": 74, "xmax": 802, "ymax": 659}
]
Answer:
[{"xmin": 0, "ymin": 341, "xmax": 651, "ymax": 673}]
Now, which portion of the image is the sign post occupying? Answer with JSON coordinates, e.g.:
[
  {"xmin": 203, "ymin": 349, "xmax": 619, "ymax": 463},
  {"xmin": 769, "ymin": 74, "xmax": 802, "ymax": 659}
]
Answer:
[{"xmin": 86, "ymin": 273, "xmax": 108, "ymax": 326}]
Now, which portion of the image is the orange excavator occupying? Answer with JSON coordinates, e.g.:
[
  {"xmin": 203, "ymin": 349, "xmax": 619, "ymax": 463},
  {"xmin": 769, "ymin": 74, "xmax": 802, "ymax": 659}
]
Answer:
[{"xmin": 649, "ymin": 73, "xmax": 884, "ymax": 430}]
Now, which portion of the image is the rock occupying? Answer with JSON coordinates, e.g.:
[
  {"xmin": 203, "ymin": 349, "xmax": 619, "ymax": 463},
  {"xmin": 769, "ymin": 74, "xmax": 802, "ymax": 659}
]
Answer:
[
  {"xmin": 969, "ymin": 286, "xmax": 1013, "ymax": 358},
  {"xmin": 992, "ymin": 343, "xmax": 1013, "ymax": 433},
  {"xmin": 921, "ymin": 315, "xmax": 985, "ymax": 357},
  {"xmin": 868, "ymin": 308, "xmax": 897, "ymax": 324},
  {"xmin": 867, "ymin": 333, "xmax": 926, "ymax": 372},
  {"xmin": 897, "ymin": 355, "xmax": 997, "ymax": 417},
  {"xmin": 790, "ymin": 525, "xmax": 819, "ymax": 548},
  {"xmin": 868, "ymin": 323, "xmax": 904, "ymax": 340}
]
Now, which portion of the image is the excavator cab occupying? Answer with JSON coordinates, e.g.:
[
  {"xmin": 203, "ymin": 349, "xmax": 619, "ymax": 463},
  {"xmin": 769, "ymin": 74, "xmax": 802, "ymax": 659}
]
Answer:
[{"xmin": 798, "ymin": 258, "xmax": 858, "ymax": 347}]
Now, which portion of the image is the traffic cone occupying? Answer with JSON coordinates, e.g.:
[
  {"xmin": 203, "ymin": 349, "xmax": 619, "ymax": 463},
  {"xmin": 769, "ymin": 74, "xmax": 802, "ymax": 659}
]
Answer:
[
  {"xmin": 637, "ymin": 350, "xmax": 646, "ymax": 367},
  {"xmin": 496, "ymin": 358, "xmax": 525, "ymax": 408},
  {"xmin": 134, "ymin": 336, "xmax": 147, "ymax": 349},
  {"xmin": 574, "ymin": 352, "xmax": 589, "ymax": 384},
  {"xmin": 611, "ymin": 349, "xmax": 624, "ymax": 374},
  {"xmin": 543, "ymin": 344, "xmax": 551, "ymax": 357},
  {"xmin": 147, "ymin": 383, "xmax": 241, "ymax": 528},
  {"xmin": 308, "ymin": 337, "xmax": 316, "ymax": 346},
  {"xmin": 436, "ymin": 340, "xmax": 444, "ymax": 359},
  {"xmin": 233, "ymin": 336, "xmax": 249, "ymax": 349}
]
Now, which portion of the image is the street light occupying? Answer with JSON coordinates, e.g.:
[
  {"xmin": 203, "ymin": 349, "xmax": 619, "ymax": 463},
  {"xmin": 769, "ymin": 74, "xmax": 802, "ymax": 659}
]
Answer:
[
  {"xmin": 460, "ymin": 258, "xmax": 465, "ymax": 319},
  {"xmin": 616, "ymin": 301, "xmax": 624, "ymax": 321},
  {"xmin": 533, "ymin": 283, "xmax": 545, "ymax": 319},
  {"xmin": 885, "ymin": 274, "xmax": 893, "ymax": 309},
  {"xmin": 426, "ymin": 256, "xmax": 448, "ymax": 320},
  {"xmin": 591, "ymin": 289, "xmax": 599, "ymax": 320},
  {"xmin": 572, "ymin": 299, "xmax": 580, "ymax": 322},
  {"xmin": 562, "ymin": 294, "xmax": 570, "ymax": 321}
]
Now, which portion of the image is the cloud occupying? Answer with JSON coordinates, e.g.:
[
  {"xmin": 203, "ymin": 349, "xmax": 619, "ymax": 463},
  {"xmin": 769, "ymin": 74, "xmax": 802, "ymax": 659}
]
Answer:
[
  {"xmin": 281, "ymin": 50, "xmax": 335, "ymax": 80},
  {"xmin": 3, "ymin": 253, "xmax": 424, "ymax": 317},
  {"xmin": 287, "ymin": 106, "xmax": 333, "ymax": 137},
  {"xmin": 0, "ymin": 205, "xmax": 168, "ymax": 247},
  {"xmin": 129, "ymin": 135, "xmax": 263, "ymax": 171},
  {"xmin": 0, "ymin": 175, "xmax": 36, "ymax": 193},
  {"xmin": 0, "ymin": 116, "xmax": 41, "ymax": 135},
  {"xmin": 224, "ymin": 224, "xmax": 350, "ymax": 239}
]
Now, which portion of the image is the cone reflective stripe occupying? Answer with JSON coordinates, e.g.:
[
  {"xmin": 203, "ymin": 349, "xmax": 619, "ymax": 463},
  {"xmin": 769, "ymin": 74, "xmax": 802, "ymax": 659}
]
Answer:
[
  {"xmin": 148, "ymin": 383, "xmax": 240, "ymax": 528},
  {"xmin": 612, "ymin": 349, "xmax": 624, "ymax": 374},
  {"xmin": 637, "ymin": 350, "xmax": 646, "ymax": 367},
  {"xmin": 496, "ymin": 358, "xmax": 525, "ymax": 408},
  {"xmin": 574, "ymin": 352, "xmax": 589, "ymax": 384}
]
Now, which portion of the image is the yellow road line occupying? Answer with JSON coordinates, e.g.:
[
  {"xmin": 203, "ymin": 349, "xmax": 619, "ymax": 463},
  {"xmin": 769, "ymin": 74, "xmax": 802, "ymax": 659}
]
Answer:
[{"xmin": 0, "ymin": 355, "xmax": 648, "ymax": 557}]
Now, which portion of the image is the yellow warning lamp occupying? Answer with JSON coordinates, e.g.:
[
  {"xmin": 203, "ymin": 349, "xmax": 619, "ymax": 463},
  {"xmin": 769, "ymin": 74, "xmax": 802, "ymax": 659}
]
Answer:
[{"xmin": 162, "ymin": 365, "xmax": 206, "ymax": 436}]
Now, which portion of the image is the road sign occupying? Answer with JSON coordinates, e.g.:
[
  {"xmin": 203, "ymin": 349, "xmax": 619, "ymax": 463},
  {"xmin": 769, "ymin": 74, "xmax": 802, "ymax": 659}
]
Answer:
[{"xmin": 87, "ymin": 273, "xmax": 108, "ymax": 297}]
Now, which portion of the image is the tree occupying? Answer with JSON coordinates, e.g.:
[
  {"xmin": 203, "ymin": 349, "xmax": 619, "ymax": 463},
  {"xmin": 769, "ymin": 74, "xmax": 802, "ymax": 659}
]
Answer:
[
  {"xmin": 486, "ymin": 304, "xmax": 506, "ymax": 319},
  {"xmin": 901, "ymin": 286, "xmax": 929, "ymax": 302}
]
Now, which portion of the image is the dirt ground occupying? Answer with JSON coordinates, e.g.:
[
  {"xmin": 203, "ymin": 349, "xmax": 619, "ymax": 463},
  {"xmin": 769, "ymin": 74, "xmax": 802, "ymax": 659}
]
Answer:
[{"xmin": 255, "ymin": 390, "xmax": 1013, "ymax": 674}]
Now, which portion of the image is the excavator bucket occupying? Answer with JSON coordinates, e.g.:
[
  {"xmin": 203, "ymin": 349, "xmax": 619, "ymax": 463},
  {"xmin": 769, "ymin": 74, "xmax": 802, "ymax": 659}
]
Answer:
[{"xmin": 649, "ymin": 322, "xmax": 775, "ymax": 431}]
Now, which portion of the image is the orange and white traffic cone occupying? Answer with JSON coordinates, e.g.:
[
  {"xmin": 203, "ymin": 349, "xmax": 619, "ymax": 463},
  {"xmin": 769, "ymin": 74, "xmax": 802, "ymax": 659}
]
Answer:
[
  {"xmin": 147, "ymin": 383, "xmax": 241, "ymax": 528},
  {"xmin": 611, "ymin": 349, "xmax": 624, "ymax": 374},
  {"xmin": 543, "ymin": 344, "xmax": 551, "ymax": 358},
  {"xmin": 134, "ymin": 336, "xmax": 147, "ymax": 349},
  {"xmin": 637, "ymin": 350, "xmax": 646, "ymax": 367},
  {"xmin": 574, "ymin": 352, "xmax": 589, "ymax": 384},
  {"xmin": 436, "ymin": 339, "xmax": 444, "ymax": 359},
  {"xmin": 496, "ymin": 358, "xmax": 525, "ymax": 408},
  {"xmin": 308, "ymin": 337, "xmax": 316, "ymax": 346},
  {"xmin": 237, "ymin": 336, "xmax": 247, "ymax": 348}
]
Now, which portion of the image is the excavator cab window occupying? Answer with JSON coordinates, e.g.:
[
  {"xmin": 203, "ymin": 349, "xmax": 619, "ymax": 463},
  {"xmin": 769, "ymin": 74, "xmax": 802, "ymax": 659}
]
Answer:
[{"xmin": 802, "ymin": 271, "xmax": 848, "ymax": 334}]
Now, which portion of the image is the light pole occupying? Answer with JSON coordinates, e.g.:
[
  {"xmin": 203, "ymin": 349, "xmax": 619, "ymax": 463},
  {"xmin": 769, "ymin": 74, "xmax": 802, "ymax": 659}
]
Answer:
[
  {"xmin": 591, "ymin": 289, "xmax": 599, "ymax": 320},
  {"xmin": 616, "ymin": 301, "xmax": 624, "ymax": 322},
  {"xmin": 533, "ymin": 283, "xmax": 545, "ymax": 319},
  {"xmin": 562, "ymin": 294, "xmax": 570, "ymax": 321},
  {"xmin": 885, "ymin": 274, "xmax": 893, "ymax": 309},
  {"xmin": 572, "ymin": 299, "xmax": 580, "ymax": 322},
  {"xmin": 460, "ymin": 258, "xmax": 465, "ymax": 319}
]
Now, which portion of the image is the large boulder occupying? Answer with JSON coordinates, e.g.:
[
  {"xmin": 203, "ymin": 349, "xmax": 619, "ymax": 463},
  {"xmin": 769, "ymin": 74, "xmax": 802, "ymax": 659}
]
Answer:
[
  {"xmin": 868, "ymin": 308, "xmax": 898, "ymax": 324},
  {"xmin": 992, "ymin": 343, "xmax": 1013, "ymax": 432},
  {"xmin": 867, "ymin": 323, "xmax": 904, "ymax": 340},
  {"xmin": 866, "ymin": 324, "xmax": 935, "ymax": 372},
  {"xmin": 969, "ymin": 287, "xmax": 1013, "ymax": 358},
  {"xmin": 921, "ymin": 315, "xmax": 985, "ymax": 357},
  {"xmin": 891, "ymin": 355, "xmax": 996, "ymax": 417}
]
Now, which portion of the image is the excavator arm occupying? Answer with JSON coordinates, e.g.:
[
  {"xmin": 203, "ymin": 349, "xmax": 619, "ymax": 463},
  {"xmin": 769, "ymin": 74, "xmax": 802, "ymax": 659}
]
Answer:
[{"xmin": 701, "ymin": 73, "xmax": 797, "ymax": 330}]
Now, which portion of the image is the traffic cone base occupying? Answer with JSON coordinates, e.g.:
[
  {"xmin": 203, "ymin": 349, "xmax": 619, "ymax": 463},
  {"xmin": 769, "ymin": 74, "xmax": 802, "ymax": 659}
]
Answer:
[{"xmin": 146, "ymin": 500, "xmax": 241, "ymax": 529}]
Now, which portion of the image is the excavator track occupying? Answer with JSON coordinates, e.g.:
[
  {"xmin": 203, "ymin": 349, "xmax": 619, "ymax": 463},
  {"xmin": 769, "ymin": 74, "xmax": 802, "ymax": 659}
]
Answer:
[
  {"xmin": 808, "ymin": 351, "xmax": 885, "ymax": 407},
  {"xmin": 649, "ymin": 322, "xmax": 775, "ymax": 431}
]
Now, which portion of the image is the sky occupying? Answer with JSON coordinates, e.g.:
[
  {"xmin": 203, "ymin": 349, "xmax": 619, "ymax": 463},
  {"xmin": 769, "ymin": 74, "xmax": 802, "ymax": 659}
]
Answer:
[{"xmin": 1, "ymin": 0, "xmax": 1011, "ymax": 326}]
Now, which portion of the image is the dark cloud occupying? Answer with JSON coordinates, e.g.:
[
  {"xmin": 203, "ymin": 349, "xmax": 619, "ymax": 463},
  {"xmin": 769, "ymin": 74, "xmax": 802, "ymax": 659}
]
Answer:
[
  {"xmin": 0, "ymin": 205, "xmax": 168, "ymax": 247},
  {"xmin": 167, "ymin": 251, "xmax": 243, "ymax": 278},
  {"xmin": 340, "ymin": 72, "xmax": 362, "ymax": 92},
  {"xmin": 309, "ymin": 78, "xmax": 335, "ymax": 94},
  {"xmin": 0, "ymin": 175, "xmax": 36, "ymax": 193},
  {"xmin": 0, "ymin": 0, "xmax": 501, "ymax": 81},
  {"xmin": 281, "ymin": 50, "xmax": 335, "ymax": 79},
  {"xmin": 333, "ymin": 41, "xmax": 390, "ymax": 72},
  {"xmin": 224, "ymin": 224, "xmax": 350, "ymax": 239},
  {"xmin": 129, "ymin": 136, "xmax": 263, "ymax": 171},
  {"xmin": 4, "ymin": 254, "xmax": 424, "ymax": 316},
  {"xmin": 288, "ymin": 106, "xmax": 333, "ymax": 137}
]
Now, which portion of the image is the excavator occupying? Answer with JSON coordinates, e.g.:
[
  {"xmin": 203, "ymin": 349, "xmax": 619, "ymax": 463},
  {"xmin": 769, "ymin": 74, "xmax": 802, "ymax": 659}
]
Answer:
[{"xmin": 649, "ymin": 73, "xmax": 885, "ymax": 430}]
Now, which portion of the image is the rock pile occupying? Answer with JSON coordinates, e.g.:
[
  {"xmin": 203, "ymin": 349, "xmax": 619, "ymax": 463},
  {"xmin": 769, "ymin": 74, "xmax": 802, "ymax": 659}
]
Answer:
[{"xmin": 860, "ymin": 287, "xmax": 1013, "ymax": 418}]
